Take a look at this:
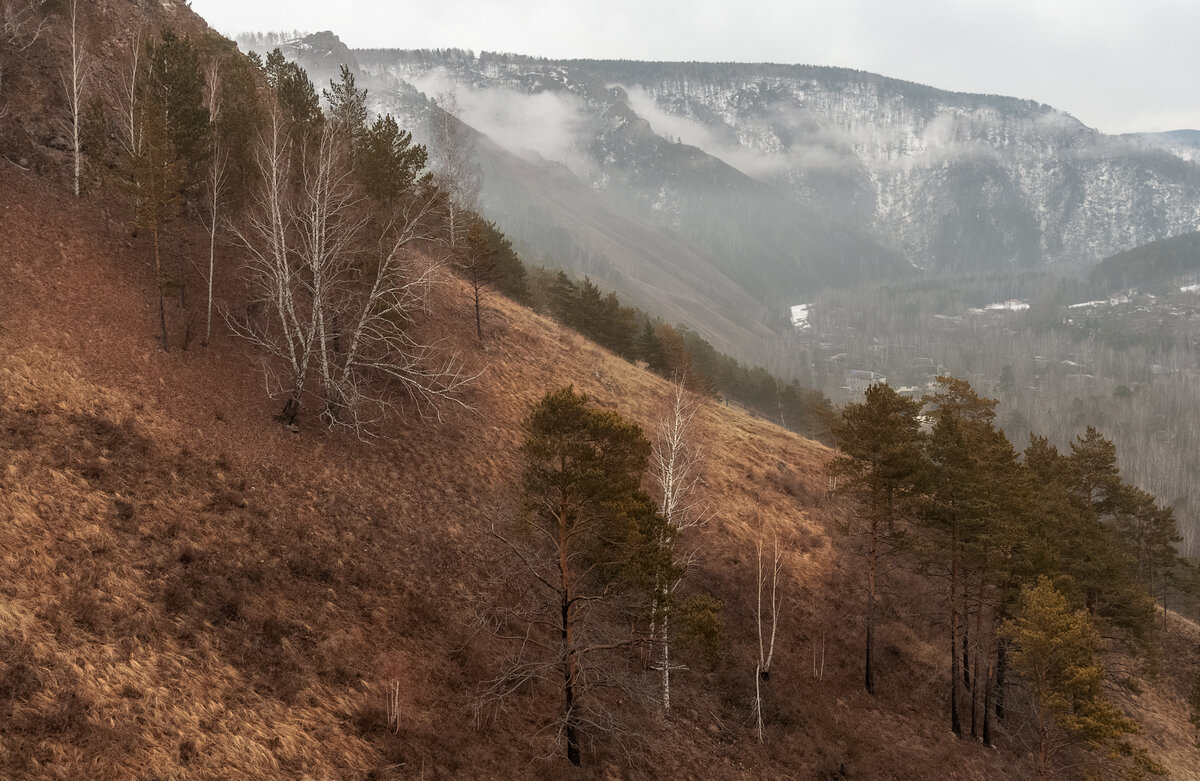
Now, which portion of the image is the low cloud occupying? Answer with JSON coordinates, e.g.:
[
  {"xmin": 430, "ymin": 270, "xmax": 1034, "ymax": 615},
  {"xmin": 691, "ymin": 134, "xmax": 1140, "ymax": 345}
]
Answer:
[{"xmin": 407, "ymin": 68, "xmax": 590, "ymax": 169}]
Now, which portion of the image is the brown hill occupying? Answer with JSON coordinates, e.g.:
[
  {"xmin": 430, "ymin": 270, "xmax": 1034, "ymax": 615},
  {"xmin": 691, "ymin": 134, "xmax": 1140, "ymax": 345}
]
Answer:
[
  {"xmin": 8, "ymin": 149, "xmax": 1195, "ymax": 780},
  {"xmin": 0, "ymin": 158, "xmax": 1030, "ymax": 779}
]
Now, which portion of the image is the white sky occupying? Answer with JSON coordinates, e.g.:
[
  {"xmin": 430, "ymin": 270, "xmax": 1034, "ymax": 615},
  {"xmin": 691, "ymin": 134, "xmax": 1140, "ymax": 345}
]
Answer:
[{"xmin": 188, "ymin": 0, "xmax": 1200, "ymax": 134}]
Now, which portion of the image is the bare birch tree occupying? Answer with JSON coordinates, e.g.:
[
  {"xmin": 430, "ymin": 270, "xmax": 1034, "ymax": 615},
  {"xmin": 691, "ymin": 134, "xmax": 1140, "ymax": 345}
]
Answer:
[
  {"xmin": 1, "ymin": 0, "xmax": 47, "ymax": 51},
  {"xmin": 59, "ymin": 0, "xmax": 87, "ymax": 197},
  {"xmin": 648, "ymin": 376, "xmax": 710, "ymax": 711},
  {"xmin": 752, "ymin": 531, "xmax": 783, "ymax": 743},
  {"xmin": 430, "ymin": 89, "xmax": 481, "ymax": 251},
  {"xmin": 116, "ymin": 32, "xmax": 142, "ymax": 160},
  {"xmin": 198, "ymin": 55, "xmax": 228, "ymax": 345},
  {"xmin": 229, "ymin": 108, "xmax": 473, "ymax": 433}
]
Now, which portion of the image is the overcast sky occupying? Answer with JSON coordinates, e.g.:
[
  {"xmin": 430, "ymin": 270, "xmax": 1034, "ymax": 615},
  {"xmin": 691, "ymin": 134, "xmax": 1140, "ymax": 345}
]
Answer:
[{"xmin": 189, "ymin": 0, "xmax": 1200, "ymax": 134}]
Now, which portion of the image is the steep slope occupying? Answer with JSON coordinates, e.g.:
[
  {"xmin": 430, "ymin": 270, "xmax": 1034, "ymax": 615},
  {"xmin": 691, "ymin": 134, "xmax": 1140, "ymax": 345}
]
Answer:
[
  {"xmin": 0, "ymin": 0, "xmax": 215, "ymax": 180},
  {"xmin": 354, "ymin": 77, "xmax": 779, "ymax": 352},
  {"xmin": 4, "ymin": 150, "xmax": 1199, "ymax": 778},
  {"xmin": 352, "ymin": 49, "xmax": 908, "ymax": 304}
]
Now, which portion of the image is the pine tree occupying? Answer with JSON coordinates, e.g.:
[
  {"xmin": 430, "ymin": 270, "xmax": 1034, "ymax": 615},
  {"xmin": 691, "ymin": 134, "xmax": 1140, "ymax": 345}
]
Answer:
[
  {"xmin": 831, "ymin": 382, "xmax": 925, "ymax": 694},
  {"xmin": 144, "ymin": 30, "xmax": 209, "ymax": 189},
  {"xmin": 1066, "ymin": 426, "xmax": 1123, "ymax": 519},
  {"xmin": 637, "ymin": 321, "xmax": 670, "ymax": 375},
  {"xmin": 486, "ymin": 387, "xmax": 675, "ymax": 766},
  {"xmin": 265, "ymin": 48, "xmax": 321, "ymax": 139},
  {"xmin": 1001, "ymin": 577, "xmax": 1140, "ymax": 780},
  {"xmin": 357, "ymin": 113, "xmax": 428, "ymax": 207},
  {"xmin": 322, "ymin": 63, "xmax": 367, "ymax": 148},
  {"xmin": 458, "ymin": 217, "xmax": 498, "ymax": 339},
  {"xmin": 127, "ymin": 95, "xmax": 183, "ymax": 352}
]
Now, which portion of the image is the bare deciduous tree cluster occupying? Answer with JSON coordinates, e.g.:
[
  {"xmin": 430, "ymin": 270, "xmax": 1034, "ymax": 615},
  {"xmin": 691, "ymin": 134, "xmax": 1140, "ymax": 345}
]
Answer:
[{"xmin": 228, "ymin": 108, "xmax": 473, "ymax": 434}]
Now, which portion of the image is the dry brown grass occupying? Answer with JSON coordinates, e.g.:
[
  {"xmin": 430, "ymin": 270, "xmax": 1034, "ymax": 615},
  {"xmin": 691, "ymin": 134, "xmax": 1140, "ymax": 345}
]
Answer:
[{"xmin": 2, "ymin": 162, "xmax": 1198, "ymax": 779}]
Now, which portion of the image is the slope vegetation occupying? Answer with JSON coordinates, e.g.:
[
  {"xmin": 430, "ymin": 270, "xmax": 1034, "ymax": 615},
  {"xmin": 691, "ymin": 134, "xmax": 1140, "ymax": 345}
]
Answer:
[
  {"xmin": 6, "ymin": 142, "xmax": 1200, "ymax": 778},
  {"xmin": 0, "ymin": 161, "xmax": 1008, "ymax": 778}
]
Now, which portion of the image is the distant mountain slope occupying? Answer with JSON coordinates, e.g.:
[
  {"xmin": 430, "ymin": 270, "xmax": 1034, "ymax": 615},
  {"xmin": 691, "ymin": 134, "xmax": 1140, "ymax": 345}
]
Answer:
[
  {"xmin": 1092, "ymin": 230, "xmax": 1200, "ymax": 290},
  {"xmin": 348, "ymin": 48, "xmax": 908, "ymax": 328},
  {"xmin": 259, "ymin": 36, "xmax": 1200, "ymax": 354},
  {"xmin": 350, "ymin": 52, "xmax": 1200, "ymax": 278},
  {"xmin": 576, "ymin": 60, "xmax": 1200, "ymax": 272},
  {"xmin": 1128, "ymin": 129, "xmax": 1200, "ymax": 163}
]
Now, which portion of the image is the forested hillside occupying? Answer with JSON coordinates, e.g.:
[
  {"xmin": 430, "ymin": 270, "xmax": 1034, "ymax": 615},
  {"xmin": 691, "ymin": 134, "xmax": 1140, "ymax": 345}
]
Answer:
[{"xmin": 1, "ymin": 3, "xmax": 1199, "ymax": 779}]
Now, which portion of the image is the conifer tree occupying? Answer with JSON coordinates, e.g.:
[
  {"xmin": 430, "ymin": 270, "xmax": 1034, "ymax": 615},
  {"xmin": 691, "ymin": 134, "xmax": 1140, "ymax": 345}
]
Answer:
[
  {"xmin": 637, "ymin": 321, "xmax": 670, "ymax": 375},
  {"xmin": 357, "ymin": 113, "xmax": 428, "ymax": 208},
  {"xmin": 458, "ymin": 216, "xmax": 498, "ymax": 339},
  {"xmin": 1002, "ymin": 577, "xmax": 1141, "ymax": 780},
  {"xmin": 127, "ymin": 95, "xmax": 182, "ymax": 351},
  {"xmin": 831, "ymin": 382, "xmax": 925, "ymax": 694},
  {"xmin": 322, "ymin": 63, "xmax": 367, "ymax": 148},
  {"xmin": 1066, "ymin": 426, "xmax": 1123, "ymax": 519},
  {"xmin": 144, "ymin": 30, "xmax": 209, "ymax": 189},
  {"xmin": 482, "ymin": 387, "xmax": 676, "ymax": 766}
]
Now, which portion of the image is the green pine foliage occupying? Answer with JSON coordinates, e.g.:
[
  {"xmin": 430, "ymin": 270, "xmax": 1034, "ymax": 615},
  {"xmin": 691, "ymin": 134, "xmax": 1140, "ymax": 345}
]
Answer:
[
  {"xmin": 1001, "ymin": 578, "xmax": 1150, "ymax": 778},
  {"xmin": 323, "ymin": 64, "xmax": 368, "ymax": 145},
  {"xmin": 144, "ymin": 31, "xmax": 210, "ymax": 189},
  {"xmin": 514, "ymin": 386, "xmax": 678, "ymax": 766},
  {"xmin": 830, "ymin": 375, "xmax": 1181, "ymax": 770},
  {"xmin": 211, "ymin": 48, "xmax": 263, "ymax": 210},
  {"xmin": 357, "ymin": 113, "xmax": 429, "ymax": 207},
  {"xmin": 265, "ymin": 48, "xmax": 322, "ymax": 137}
]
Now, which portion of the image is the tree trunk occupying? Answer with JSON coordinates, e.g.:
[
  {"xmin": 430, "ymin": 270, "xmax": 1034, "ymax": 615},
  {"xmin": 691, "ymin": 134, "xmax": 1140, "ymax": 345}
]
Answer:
[
  {"xmin": 865, "ymin": 523, "xmax": 877, "ymax": 694},
  {"xmin": 1035, "ymin": 715, "xmax": 1048, "ymax": 780},
  {"xmin": 153, "ymin": 224, "xmax": 169, "ymax": 352},
  {"xmin": 994, "ymin": 638, "xmax": 1007, "ymax": 722},
  {"xmin": 205, "ymin": 205, "xmax": 216, "ymax": 345},
  {"xmin": 970, "ymin": 591, "xmax": 984, "ymax": 739},
  {"xmin": 950, "ymin": 540, "xmax": 962, "ymax": 737},
  {"xmin": 660, "ymin": 607, "xmax": 671, "ymax": 711},
  {"xmin": 277, "ymin": 395, "xmax": 300, "ymax": 426},
  {"xmin": 559, "ymin": 508, "xmax": 581, "ymax": 766},
  {"xmin": 563, "ymin": 591, "xmax": 580, "ymax": 766},
  {"xmin": 981, "ymin": 621, "xmax": 998, "ymax": 748},
  {"xmin": 962, "ymin": 616, "xmax": 971, "ymax": 688},
  {"xmin": 474, "ymin": 282, "xmax": 482, "ymax": 340}
]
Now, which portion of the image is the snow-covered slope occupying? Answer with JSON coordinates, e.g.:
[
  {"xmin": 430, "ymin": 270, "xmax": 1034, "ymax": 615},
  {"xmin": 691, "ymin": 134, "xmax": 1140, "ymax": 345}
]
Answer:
[{"xmin": 578, "ymin": 61, "xmax": 1200, "ymax": 272}]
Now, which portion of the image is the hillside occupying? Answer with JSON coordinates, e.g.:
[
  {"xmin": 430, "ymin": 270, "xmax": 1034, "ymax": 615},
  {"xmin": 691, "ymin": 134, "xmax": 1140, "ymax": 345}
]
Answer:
[
  {"xmin": 0, "ymin": 161, "xmax": 944, "ymax": 777},
  {"xmin": 2, "ymin": 5, "xmax": 1199, "ymax": 777},
  {"xmin": 3, "ymin": 142, "xmax": 1200, "ymax": 778},
  {"xmin": 1092, "ymin": 231, "xmax": 1200, "ymax": 291}
]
